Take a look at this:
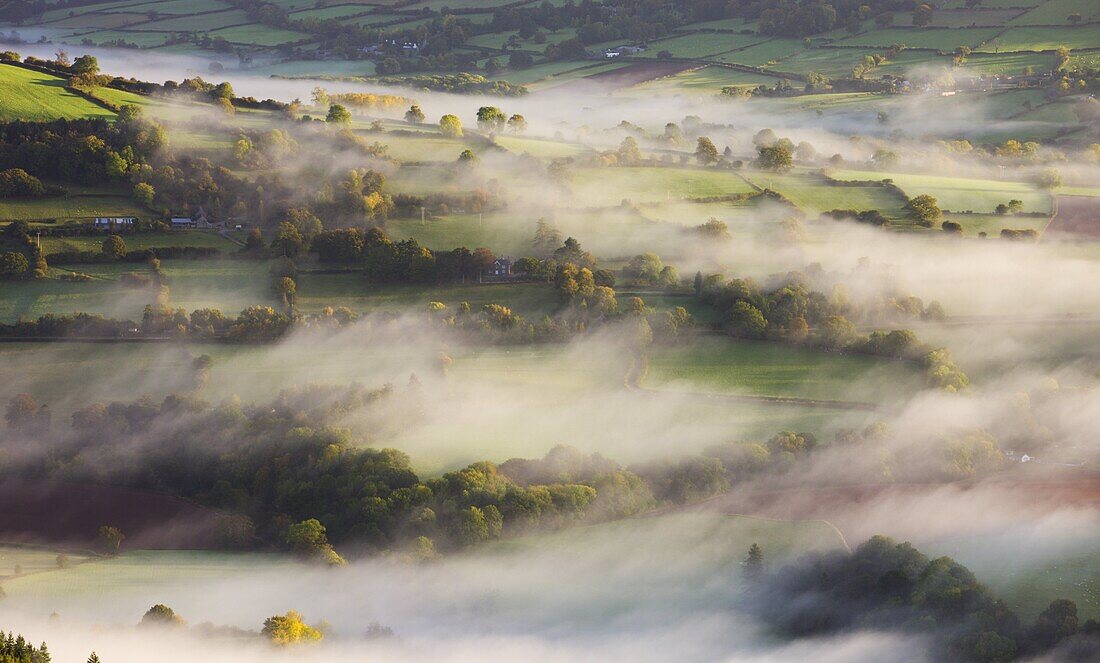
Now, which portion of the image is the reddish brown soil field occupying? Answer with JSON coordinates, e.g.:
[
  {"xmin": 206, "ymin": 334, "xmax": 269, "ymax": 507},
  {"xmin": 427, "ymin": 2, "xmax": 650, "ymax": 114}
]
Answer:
[
  {"xmin": 1046, "ymin": 196, "xmax": 1100, "ymax": 238},
  {"xmin": 0, "ymin": 479, "xmax": 223, "ymax": 549}
]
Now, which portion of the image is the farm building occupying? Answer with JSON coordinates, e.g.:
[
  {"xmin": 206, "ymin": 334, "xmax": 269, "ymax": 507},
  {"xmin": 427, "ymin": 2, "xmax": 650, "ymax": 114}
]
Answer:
[
  {"xmin": 93, "ymin": 217, "xmax": 136, "ymax": 230},
  {"xmin": 169, "ymin": 207, "xmax": 217, "ymax": 230},
  {"xmin": 487, "ymin": 258, "xmax": 512, "ymax": 277}
]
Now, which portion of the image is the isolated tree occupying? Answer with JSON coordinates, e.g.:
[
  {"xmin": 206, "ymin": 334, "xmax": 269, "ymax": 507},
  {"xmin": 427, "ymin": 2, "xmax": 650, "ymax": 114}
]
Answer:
[
  {"xmin": 906, "ymin": 194, "xmax": 942, "ymax": 226},
  {"xmin": 404, "ymin": 104, "xmax": 425, "ymax": 124},
  {"xmin": 140, "ymin": 604, "xmax": 186, "ymax": 628},
  {"xmin": 274, "ymin": 276, "xmax": 296, "ymax": 309},
  {"xmin": 476, "ymin": 106, "xmax": 507, "ymax": 133},
  {"xmin": 507, "ymin": 113, "xmax": 528, "ymax": 133},
  {"xmin": 98, "ymin": 525, "xmax": 125, "ymax": 555},
  {"xmin": 87, "ymin": 653, "xmax": 101, "ymax": 663},
  {"xmin": 912, "ymin": 3, "xmax": 933, "ymax": 27},
  {"xmin": 457, "ymin": 149, "xmax": 479, "ymax": 166},
  {"xmin": 756, "ymin": 144, "xmax": 793, "ymax": 172},
  {"xmin": 439, "ymin": 114, "xmax": 462, "ymax": 137},
  {"xmin": 1035, "ymin": 167, "xmax": 1063, "ymax": 189},
  {"xmin": 618, "ymin": 136, "xmax": 642, "ymax": 165},
  {"xmin": 695, "ymin": 136, "xmax": 719, "ymax": 165},
  {"xmin": 263, "ymin": 611, "xmax": 323, "ymax": 645},
  {"xmin": 101, "ymin": 234, "xmax": 127, "ymax": 259},
  {"xmin": 744, "ymin": 543, "xmax": 764, "ymax": 577},
  {"xmin": 326, "ymin": 103, "xmax": 351, "ymax": 124}
]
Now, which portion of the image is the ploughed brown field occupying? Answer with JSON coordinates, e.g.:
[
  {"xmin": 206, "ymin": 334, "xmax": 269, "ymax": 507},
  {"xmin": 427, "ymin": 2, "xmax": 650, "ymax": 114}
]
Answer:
[
  {"xmin": 0, "ymin": 479, "xmax": 223, "ymax": 549},
  {"xmin": 1046, "ymin": 196, "xmax": 1100, "ymax": 238}
]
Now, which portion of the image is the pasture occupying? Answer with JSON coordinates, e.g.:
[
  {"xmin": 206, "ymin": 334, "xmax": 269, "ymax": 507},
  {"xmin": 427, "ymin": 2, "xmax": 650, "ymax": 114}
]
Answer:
[
  {"xmin": 40, "ymin": 230, "xmax": 239, "ymax": 254},
  {"xmin": 829, "ymin": 170, "xmax": 1052, "ymax": 214},
  {"xmin": 566, "ymin": 166, "xmax": 757, "ymax": 206},
  {"xmin": 0, "ymin": 545, "xmax": 93, "ymax": 580},
  {"xmin": 0, "ymin": 193, "xmax": 146, "ymax": 223},
  {"xmin": 979, "ymin": 25, "xmax": 1100, "ymax": 52},
  {"xmin": 0, "ymin": 65, "xmax": 115, "ymax": 122},
  {"xmin": 740, "ymin": 171, "xmax": 910, "ymax": 218},
  {"xmin": 834, "ymin": 27, "xmax": 1001, "ymax": 51},
  {"xmin": 647, "ymin": 335, "xmax": 926, "ymax": 404}
]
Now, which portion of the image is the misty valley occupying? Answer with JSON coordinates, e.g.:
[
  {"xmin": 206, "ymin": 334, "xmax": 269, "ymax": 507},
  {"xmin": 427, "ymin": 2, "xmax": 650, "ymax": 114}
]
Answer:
[{"xmin": 0, "ymin": 0, "xmax": 1099, "ymax": 660}]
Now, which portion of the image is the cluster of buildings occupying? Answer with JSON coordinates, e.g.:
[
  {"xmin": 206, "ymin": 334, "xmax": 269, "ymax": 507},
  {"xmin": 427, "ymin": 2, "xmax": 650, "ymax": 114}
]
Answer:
[{"xmin": 603, "ymin": 45, "xmax": 646, "ymax": 58}]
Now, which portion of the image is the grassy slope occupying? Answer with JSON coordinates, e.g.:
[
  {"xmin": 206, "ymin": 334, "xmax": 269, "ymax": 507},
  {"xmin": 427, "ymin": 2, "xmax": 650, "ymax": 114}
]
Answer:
[{"xmin": 0, "ymin": 65, "xmax": 115, "ymax": 121}]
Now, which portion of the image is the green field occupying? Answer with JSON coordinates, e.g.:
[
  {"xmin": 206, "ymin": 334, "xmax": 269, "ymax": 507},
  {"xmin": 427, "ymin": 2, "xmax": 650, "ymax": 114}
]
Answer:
[
  {"xmin": 716, "ymin": 39, "xmax": 805, "ymax": 67},
  {"xmin": 648, "ymin": 336, "xmax": 926, "ymax": 403},
  {"xmin": 979, "ymin": 25, "xmax": 1100, "ymax": 52},
  {"xmin": 0, "ymin": 65, "xmax": 116, "ymax": 121},
  {"xmin": 834, "ymin": 27, "xmax": 1001, "ymax": 51},
  {"xmin": 371, "ymin": 133, "xmax": 477, "ymax": 162},
  {"xmin": 2, "ymin": 550, "xmax": 300, "ymax": 602},
  {"xmin": 741, "ymin": 171, "xmax": 910, "ymax": 218},
  {"xmin": 0, "ymin": 194, "xmax": 147, "ymax": 223},
  {"xmin": 830, "ymin": 170, "xmax": 1052, "ymax": 214},
  {"xmin": 567, "ymin": 166, "xmax": 757, "ymax": 206},
  {"xmin": 0, "ymin": 545, "xmax": 93, "ymax": 580},
  {"xmin": 637, "ymin": 32, "xmax": 771, "ymax": 59},
  {"xmin": 630, "ymin": 65, "xmax": 785, "ymax": 92},
  {"xmin": 1007, "ymin": 0, "xmax": 1100, "ymax": 26},
  {"xmin": 41, "ymin": 230, "xmax": 239, "ymax": 254},
  {"xmin": 941, "ymin": 212, "xmax": 1051, "ymax": 237},
  {"xmin": 494, "ymin": 135, "xmax": 592, "ymax": 159},
  {"xmin": 208, "ymin": 23, "xmax": 311, "ymax": 46}
]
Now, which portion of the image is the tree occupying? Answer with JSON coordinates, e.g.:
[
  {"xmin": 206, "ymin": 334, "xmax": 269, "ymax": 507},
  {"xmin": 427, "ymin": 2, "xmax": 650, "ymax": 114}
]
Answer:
[
  {"xmin": 262, "ymin": 611, "xmax": 323, "ymax": 645},
  {"xmin": 618, "ymin": 136, "xmax": 641, "ymax": 165},
  {"xmin": 744, "ymin": 543, "xmax": 764, "ymax": 577},
  {"xmin": 274, "ymin": 276, "xmax": 296, "ymax": 309},
  {"xmin": 5, "ymin": 393, "xmax": 40, "ymax": 429},
  {"xmin": 695, "ymin": 136, "xmax": 719, "ymax": 165},
  {"xmin": 102, "ymin": 234, "xmax": 127, "ymax": 259},
  {"xmin": 729, "ymin": 301, "xmax": 767, "ymax": 338},
  {"xmin": 404, "ymin": 104, "xmax": 425, "ymax": 124},
  {"xmin": 87, "ymin": 653, "xmax": 101, "ymax": 663},
  {"xmin": 71, "ymin": 54, "xmax": 99, "ymax": 75},
  {"xmin": 508, "ymin": 51, "xmax": 533, "ymax": 68},
  {"xmin": 0, "ymin": 252, "xmax": 29, "ymax": 277},
  {"xmin": 906, "ymin": 194, "xmax": 942, "ymax": 226},
  {"xmin": 507, "ymin": 114, "xmax": 528, "ymax": 133},
  {"xmin": 912, "ymin": 3, "xmax": 933, "ymax": 27},
  {"xmin": 476, "ymin": 106, "xmax": 507, "ymax": 133},
  {"xmin": 457, "ymin": 149, "xmax": 480, "ymax": 166},
  {"xmin": 98, "ymin": 525, "xmax": 125, "ymax": 555},
  {"xmin": 326, "ymin": 104, "xmax": 351, "ymax": 124},
  {"xmin": 1035, "ymin": 168, "xmax": 1063, "ymax": 189},
  {"xmin": 273, "ymin": 222, "xmax": 304, "ymax": 257},
  {"xmin": 1067, "ymin": 13, "xmax": 1082, "ymax": 25},
  {"xmin": 133, "ymin": 182, "xmax": 155, "ymax": 207},
  {"xmin": 533, "ymin": 218, "xmax": 562, "ymax": 256},
  {"xmin": 756, "ymin": 144, "xmax": 793, "ymax": 172},
  {"xmin": 140, "ymin": 604, "xmax": 186, "ymax": 628},
  {"xmin": 440, "ymin": 114, "xmax": 462, "ymax": 137},
  {"xmin": 285, "ymin": 518, "xmax": 346, "ymax": 565}
]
